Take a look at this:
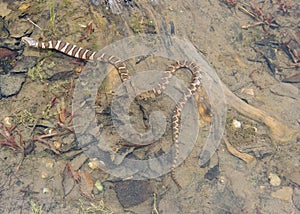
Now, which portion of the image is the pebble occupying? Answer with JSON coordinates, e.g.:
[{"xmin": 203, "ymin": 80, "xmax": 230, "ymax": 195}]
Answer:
[
  {"xmin": 42, "ymin": 187, "xmax": 51, "ymax": 194},
  {"xmin": 94, "ymin": 180, "xmax": 104, "ymax": 192},
  {"xmin": 53, "ymin": 141, "xmax": 62, "ymax": 150},
  {"xmin": 268, "ymin": 173, "xmax": 281, "ymax": 186},
  {"xmin": 3, "ymin": 116, "xmax": 12, "ymax": 128},
  {"xmin": 232, "ymin": 119, "xmax": 242, "ymax": 129},
  {"xmin": 271, "ymin": 186, "xmax": 293, "ymax": 202},
  {"xmin": 40, "ymin": 171, "xmax": 49, "ymax": 179},
  {"xmin": 204, "ymin": 164, "xmax": 219, "ymax": 180},
  {"xmin": 88, "ymin": 158, "xmax": 102, "ymax": 170},
  {"xmin": 241, "ymin": 88, "xmax": 255, "ymax": 96},
  {"xmin": 115, "ymin": 180, "xmax": 153, "ymax": 208}
]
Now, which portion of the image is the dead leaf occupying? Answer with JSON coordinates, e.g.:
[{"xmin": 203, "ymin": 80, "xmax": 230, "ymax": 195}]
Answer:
[
  {"xmin": 62, "ymin": 162, "xmax": 79, "ymax": 196},
  {"xmin": 79, "ymin": 170, "xmax": 94, "ymax": 197}
]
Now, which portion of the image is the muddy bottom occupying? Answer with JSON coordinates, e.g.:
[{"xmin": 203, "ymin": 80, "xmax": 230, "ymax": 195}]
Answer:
[{"xmin": 0, "ymin": 0, "xmax": 300, "ymax": 213}]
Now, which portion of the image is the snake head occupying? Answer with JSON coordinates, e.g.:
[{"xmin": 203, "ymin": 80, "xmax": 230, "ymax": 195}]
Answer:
[{"xmin": 21, "ymin": 37, "xmax": 38, "ymax": 47}]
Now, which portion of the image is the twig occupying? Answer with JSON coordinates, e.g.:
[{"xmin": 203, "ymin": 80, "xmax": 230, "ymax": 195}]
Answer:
[{"xmin": 26, "ymin": 18, "xmax": 43, "ymax": 31}]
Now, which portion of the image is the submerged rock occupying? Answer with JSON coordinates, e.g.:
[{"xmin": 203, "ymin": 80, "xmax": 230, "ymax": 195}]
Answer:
[
  {"xmin": 115, "ymin": 180, "xmax": 153, "ymax": 208},
  {"xmin": 0, "ymin": 73, "xmax": 25, "ymax": 98}
]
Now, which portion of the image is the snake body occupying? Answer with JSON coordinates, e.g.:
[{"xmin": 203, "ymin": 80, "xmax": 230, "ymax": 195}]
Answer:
[
  {"xmin": 21, "ymin": 37, "xmax": 130, "ymax": 81},
  {"xmin": 159, "ymin": 61, "xmax": 201, "ymax": 190},
  {"xmin": 21, "ymin": 37, "xmax": 202, "ymax": 189}
]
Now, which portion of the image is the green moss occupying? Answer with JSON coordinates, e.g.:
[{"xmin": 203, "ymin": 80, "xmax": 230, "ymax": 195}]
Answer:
[
  {"xmin": 30, "ymin": 200, "xmax": 43, "ymax": 214},
  {"xmin": 76, "ymin": 199, "xmax": 113, "ymax": 214},
  {"xmin": 27, "ymin": 59, "xmax": 45, "ymax": 81},
  {"xmin": 129, "ymin": 13, "xmax": 155, "ymax": 34},
  {"xmin": 129, "ymin": 13, "xmax": 143, "ymax": 34},
  {"xmin": 15, "ymin": 110, "xmax": 37, "ymax": 127}
]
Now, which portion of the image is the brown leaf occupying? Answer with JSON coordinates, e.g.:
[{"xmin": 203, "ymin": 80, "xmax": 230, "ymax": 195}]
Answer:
[
  {"xmin": 79, "ymin": 170, "xmax": 94, "ymax": 197},
  {"xmin": 62, "ymin": 162, "xmax": 79, "ymax": 196},
  {"xmin": 0, "ymin": 48, "xmax": 15, "ymax": 59}
]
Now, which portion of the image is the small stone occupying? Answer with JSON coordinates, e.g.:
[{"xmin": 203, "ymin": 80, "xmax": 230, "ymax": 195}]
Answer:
[
  {"xmin": 3, "ymin": 116, "xmax": 12, "ymax": 128},
  {"xmin": 259, "ymin": 185, "xmax": 266, "ymax": 190},
  {"xmin": 232, "ymin": 119, "xmax": 241, "ymax": 129},
  {"xmin": 115, "ymin": 180, "xmax": 153, "ymax": 208},
  {"xmin": 18, "ymin": 3, "xmax": 31, "ymax": 11},
  {"xmin": 42, "ymin": 187, "xmax": 51, "ymax": 194},
  {"xmin": 269, "ymin": 173, "xmax": 281, "ymax": 186},
  {"xmin": 53, "ymin": 141, "xmax": 62, "ymax": 150},
  {"xmin": 88, "ymin": 158, "xmax": 102, "ymax": 170},
  {"xmin": 271, "ymin": 186, "xmax": 293, "ymax": 202},
  {"xmin": 219, "ymin": 176, "xmax": 225, "ymax": 183},
  {"xmin": 241, "ymin": 88, "xmax": 255, "ymax": 96},
  {"xmin": 94, "ymin": 180, "xmax": 104, "ymax": 192},
  {"xmin": 40, "ymin": 171, "xmax": 49, "ymax": 179},
  {"xmin": 204, "ymin": 164, "xmax": 219, "ymax": 180}
]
